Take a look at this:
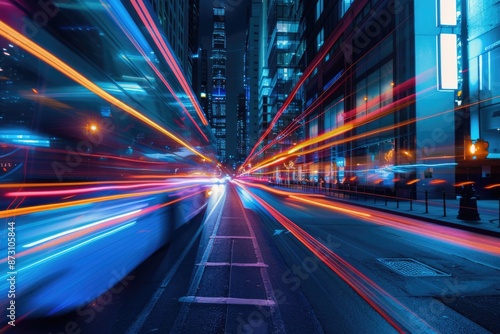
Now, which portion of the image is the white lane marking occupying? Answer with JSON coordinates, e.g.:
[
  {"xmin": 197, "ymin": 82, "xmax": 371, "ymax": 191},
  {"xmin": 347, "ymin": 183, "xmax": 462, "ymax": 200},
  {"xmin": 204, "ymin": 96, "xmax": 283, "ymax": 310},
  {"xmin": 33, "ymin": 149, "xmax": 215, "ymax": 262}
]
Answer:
[
  {"xmin": 179, "ymin": 296, "xmax": 276, "ymax": 306},
  {"xmin": 197, "ymin": 262, "xmax": 269, "ymax": 268},
  {"xmin": 125, "ymin": 189, "xmax": 226, "ymax": 334}
]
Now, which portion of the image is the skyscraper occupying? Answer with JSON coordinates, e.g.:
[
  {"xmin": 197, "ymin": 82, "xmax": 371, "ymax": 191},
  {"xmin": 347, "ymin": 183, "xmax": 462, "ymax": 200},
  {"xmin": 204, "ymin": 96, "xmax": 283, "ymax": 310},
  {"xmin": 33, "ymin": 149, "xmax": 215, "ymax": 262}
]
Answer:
[
  {"xmin": 236, "ymin": 92, "xmax": 247, "ymax": 162},
  {"xmin": 245, "ymin": 0, "xmax": 263, "ymax": 156},
  {"xmin": 199, "ymin": 48, "xmax": 210, "ymax": 123},
  {"xmin": 188, "ymin": 0, "xmax": 200, "ymax": 89},
  {"xmin": 211, "ymin": 7, "xmax": 227, "ymax": 162},
  {"xmin": 260, "ymin": 0, "xmax": 302, "ymax": 160}
]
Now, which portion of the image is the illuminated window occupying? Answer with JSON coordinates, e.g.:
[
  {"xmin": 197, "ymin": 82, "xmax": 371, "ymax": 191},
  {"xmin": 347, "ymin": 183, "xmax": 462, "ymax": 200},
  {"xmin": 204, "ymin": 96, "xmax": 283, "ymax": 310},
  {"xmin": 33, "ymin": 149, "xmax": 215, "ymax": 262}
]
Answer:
[
  {"xmin": 341, "ymin": 0, "xmax": 354, "ymax": 18},
  {"xmin": 317, "ymin": 28, "xmax": 324, "ymax": 51},
  {"xmin": 316, "ymin": 0, "xmax": 324, "ymax": 21}
]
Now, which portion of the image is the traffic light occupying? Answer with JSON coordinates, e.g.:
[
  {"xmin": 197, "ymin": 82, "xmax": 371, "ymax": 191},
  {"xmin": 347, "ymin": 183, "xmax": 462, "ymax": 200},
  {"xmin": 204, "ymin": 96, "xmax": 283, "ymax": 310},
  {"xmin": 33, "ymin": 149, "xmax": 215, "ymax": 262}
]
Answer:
[
  {"xmin": 465, "ymin": 138, "xmax": 489, "ymax": 160},
  {"xmin": 474, "ymin": 139, "xmax": 489, "ymax": 159}
]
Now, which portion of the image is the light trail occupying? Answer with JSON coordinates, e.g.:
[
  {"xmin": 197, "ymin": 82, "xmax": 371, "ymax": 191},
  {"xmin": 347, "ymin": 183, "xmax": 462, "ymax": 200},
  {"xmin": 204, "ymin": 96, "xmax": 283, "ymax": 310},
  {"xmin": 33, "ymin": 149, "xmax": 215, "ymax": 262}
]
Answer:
[
  {"xmin": 5, "ymin": 179, "xmax": 211, "ymax": 197},
  {"xmin": 242, "ymin": 181, "xmax": 500, "ymax": 256},
  {"xmin": 0, "ymin": 184, "xmax": 196, "ymax": 219},
  {"xmin": 0, "ymin": 189, "xmax": 205, "ymax": 263},
  {"xmin": 243, "ymin": 0, "xmax": 375, "ymax": 166},
  {"xmin": 130, "ymin": 0, "xmax": 208, "ymax": 126},
  {"xmin": 0, "ymin": 21, "xmax": 213, "ymax": 163},
  {"xmin": 100, "ymin": 0, "xmax": 209, "ymax": 142},
  {"xmin": 235, "ymin": 180, "xmax": 436, "ymax": 333}
]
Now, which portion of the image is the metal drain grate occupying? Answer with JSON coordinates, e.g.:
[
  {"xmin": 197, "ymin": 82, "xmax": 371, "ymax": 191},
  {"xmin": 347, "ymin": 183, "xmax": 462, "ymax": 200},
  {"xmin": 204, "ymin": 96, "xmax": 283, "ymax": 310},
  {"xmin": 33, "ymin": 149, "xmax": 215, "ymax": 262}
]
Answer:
[{"xmin": 377, "ymin": 258, "xmax": 450, "ymax": 277}]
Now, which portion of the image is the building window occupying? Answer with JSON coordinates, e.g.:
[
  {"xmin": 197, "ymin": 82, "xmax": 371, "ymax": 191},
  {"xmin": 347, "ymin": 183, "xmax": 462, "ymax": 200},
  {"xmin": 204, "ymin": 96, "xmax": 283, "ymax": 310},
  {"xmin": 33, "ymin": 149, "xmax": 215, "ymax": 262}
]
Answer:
[
  {"xmin": 356, "ymin": 60, "xmax": 393, "ymax": 118},
  {"xmin": 317, "ymin": 28, "xmax": 324, "ymax": 51},
  {"xmin": 341, "ymin": 0, "xmax": 354, "ymax": 18},
  {"xmin": 316, "ymin": 0, "xmax": 324, "ymax": 21},
  {"xmin": 324, "ymin": 96, "xmax": 344, "ymax": 132}
]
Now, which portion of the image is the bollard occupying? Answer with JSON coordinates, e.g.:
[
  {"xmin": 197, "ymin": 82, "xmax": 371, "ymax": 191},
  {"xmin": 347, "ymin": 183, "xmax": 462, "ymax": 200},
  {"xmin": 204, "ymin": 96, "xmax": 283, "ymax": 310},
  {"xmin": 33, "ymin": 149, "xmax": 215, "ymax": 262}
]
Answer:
[
  {"xmin": 425, "ymin": 190, "xmax": 428, "ymax": 213},
  {"xmin": 443, "ymin": 191, "xmax": 447, "ymax": 217}
]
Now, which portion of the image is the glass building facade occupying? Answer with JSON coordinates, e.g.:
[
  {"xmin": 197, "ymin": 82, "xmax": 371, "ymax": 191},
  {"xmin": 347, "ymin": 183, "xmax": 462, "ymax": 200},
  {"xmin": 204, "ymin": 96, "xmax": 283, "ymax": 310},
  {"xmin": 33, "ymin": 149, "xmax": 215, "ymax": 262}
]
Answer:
[
  {"xmin": 211, "ymin": 7, "xmax": 227, "ymax": 162},
  {"xmin": 296, "ymin": 0, "xmax": 459, "ymax": 198}
]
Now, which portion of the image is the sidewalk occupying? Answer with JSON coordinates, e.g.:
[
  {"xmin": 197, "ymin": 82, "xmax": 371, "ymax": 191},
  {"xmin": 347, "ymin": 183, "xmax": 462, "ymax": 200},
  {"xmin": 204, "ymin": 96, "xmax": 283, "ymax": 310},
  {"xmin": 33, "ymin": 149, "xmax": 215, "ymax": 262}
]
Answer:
[{"xmin": 273, "ymin": 184, "xmax": 500, "ymax": 238}]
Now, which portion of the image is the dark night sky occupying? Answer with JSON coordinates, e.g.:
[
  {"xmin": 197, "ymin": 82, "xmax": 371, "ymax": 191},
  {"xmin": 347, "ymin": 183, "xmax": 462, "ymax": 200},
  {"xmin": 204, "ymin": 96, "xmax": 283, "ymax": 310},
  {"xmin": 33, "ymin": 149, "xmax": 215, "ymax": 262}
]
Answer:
[{"xmin": 199, "ymin": 0, "xmax": 251, "ymax": 159}]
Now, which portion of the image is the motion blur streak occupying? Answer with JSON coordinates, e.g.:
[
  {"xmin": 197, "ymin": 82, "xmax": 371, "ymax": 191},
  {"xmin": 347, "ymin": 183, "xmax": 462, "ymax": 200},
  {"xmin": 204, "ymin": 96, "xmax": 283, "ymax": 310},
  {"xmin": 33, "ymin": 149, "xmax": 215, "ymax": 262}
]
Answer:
[
  {"xmin": 238, "ymin": 179, "xmax": 331, "ymax": 198},
  {"xmin": 0, "ymin": 184, "xmax": 195, "ymax": 218},
  {"xmin": 101, "ymin": 0, "xmax": 209, "ymax": 142},
  {"xmin": 6, "ymin": 182, "xmax": 194, "ymax": 197},
  {"xmin": 23, "ymin": 210, "xmax": 143, "ymax": 247},
  {"xmin": 130, "ymin": 0, "xmax": 208, "ymax": 126},
  {"xmin": 235, "ymin": 181, "xmax": 435, "ymax": 333},
  {"xmin": 289, "ymin": 196, "xmax": 372, "ymax": 218},
  {"xmin": 0, "ymin": 176, "xmax": 207, "ymax": 189},
  {"xmin": 19, "ymin": 222, "xmax": 137, "ymax": 272},
  {"xmin": 1, "ymin": 189, "xmax": 205, "ymax": 263},
  {"xmin": 288, "ymin": 195, "xmax": 500, "ymax": 256},
  {"xmin": 0, "ymin": 21, "xmax": 212, "ymax": 162}
]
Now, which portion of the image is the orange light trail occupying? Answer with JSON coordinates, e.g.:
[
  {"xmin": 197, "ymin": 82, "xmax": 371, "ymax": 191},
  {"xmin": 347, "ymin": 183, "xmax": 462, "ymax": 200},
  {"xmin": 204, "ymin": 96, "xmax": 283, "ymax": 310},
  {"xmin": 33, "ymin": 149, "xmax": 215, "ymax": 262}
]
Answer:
[
  {"xmin": 454, "ymin": 181, "xmax": 475, "ymax": 187},
  {"xmin": 289, "ymin": 195, "xmax": 372, "ymax": 218},
  {"xmin": 0, "ymin": 21, "xmax": 213, "ymax": 163}
]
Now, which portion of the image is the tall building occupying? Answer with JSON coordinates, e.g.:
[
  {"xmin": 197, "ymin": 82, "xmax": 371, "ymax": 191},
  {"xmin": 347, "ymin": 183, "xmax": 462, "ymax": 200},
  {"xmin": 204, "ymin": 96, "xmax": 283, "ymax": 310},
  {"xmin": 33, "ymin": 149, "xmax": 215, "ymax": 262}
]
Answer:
[
  {"xmin": 260, "ymin": 0, "xmax": 302, "ymax": 161},
  {"xmin": 245, "ymin": 0, "xmax": 263, "ymax": 156},
  {"xmin": 293, "ymin": 0, "xmax": 460, "ymax": 198},
  {"xmin": 198, "ymin": 49, "xmax": 210, "ymax": 122},
  {"xmin": 188, "ymin": 0, "xmax": 200, "ymax": 89},
  {"xmin": 236, "ymin": 92, "xmax": 247, "ymax": 162},
  {"xmin": 211, "ymin": 7, "xmax": 227, "ymax": 162}
]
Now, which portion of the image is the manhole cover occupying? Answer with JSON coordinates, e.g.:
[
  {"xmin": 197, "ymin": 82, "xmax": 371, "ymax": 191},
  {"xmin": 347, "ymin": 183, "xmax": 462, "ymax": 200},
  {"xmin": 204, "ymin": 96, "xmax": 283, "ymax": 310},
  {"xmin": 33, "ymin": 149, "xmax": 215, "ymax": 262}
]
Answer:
[{"xmin": 377, "ymin": 258, "xmax": 450, "ymax": 277}]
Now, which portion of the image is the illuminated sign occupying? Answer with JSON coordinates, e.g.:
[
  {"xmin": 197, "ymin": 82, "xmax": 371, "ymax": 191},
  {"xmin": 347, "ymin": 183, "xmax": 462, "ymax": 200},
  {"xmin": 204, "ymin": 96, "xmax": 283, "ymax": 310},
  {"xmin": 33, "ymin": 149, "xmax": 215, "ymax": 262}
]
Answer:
[
  {"xmin": 438, "ymin": 33, "xmax": 458, "ymax": 90},
  {"xmin": 438, "ymin": 0, "xmax": 457, "ymax": 26}
]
